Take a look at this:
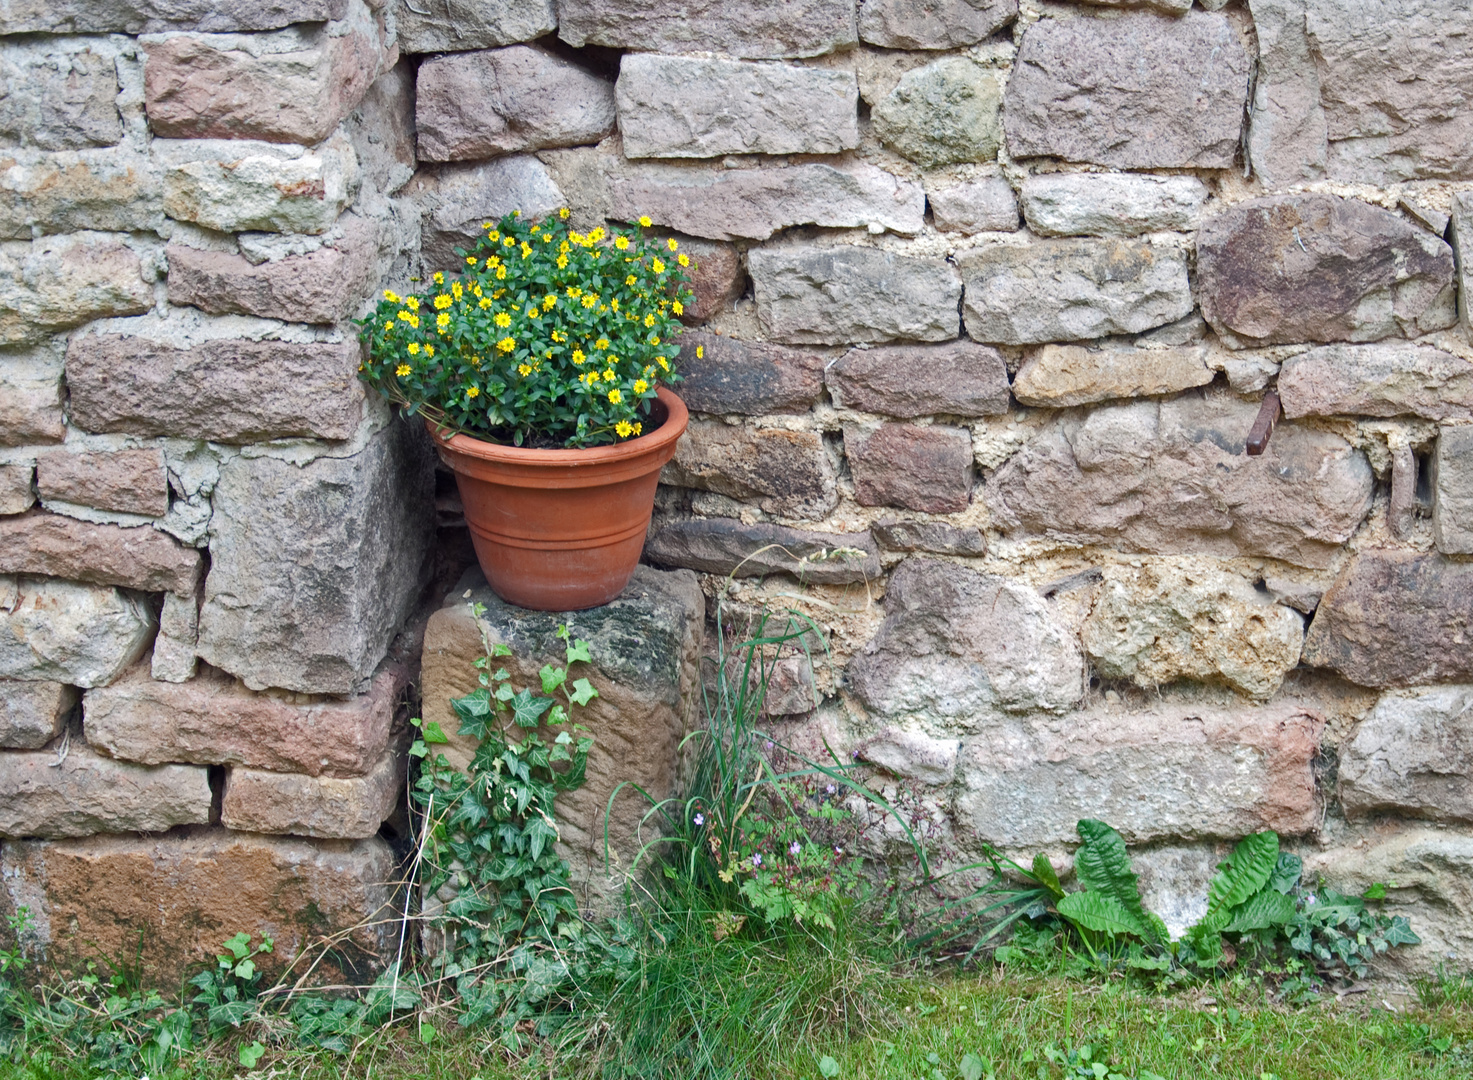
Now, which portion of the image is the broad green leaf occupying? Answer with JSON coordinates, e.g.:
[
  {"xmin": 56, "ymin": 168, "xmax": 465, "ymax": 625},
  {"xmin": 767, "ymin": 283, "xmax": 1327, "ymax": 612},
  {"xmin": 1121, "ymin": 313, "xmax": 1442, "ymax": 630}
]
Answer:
[
  {"xmin": 819, "ymin": 1055, "xmax": 841, "ymax": 1078},
  {"xmin": 1268, "ymin": 852, "xmax": 1303, "ymax": 894},
  {"xmin": 1072, "ymin": 820, "xmax": 1156, "ymax": 942},
  {"xmin": 540, "ymin": 664, "xmax": 567, "ymax": 695},
  {"xmin": 233, "ymin": 958, "xmax": 256, "ymax": 980},
  {"xmin": 239, "ymin": 1041, "xmax": 266, "ymax": 1068},
  {"xmin": 1056, "ymin": 891, "xmax": 1144, "ymax": 938},
  {"xmin": 1207, "ymin": 831, "xmax": 1279, "ymax": 915},
  {"xmin": 1223, "ymin": 889, "xmax": 1296, "ymax": 933},
  {"xmin": 452, "ymin": 689, "xmax": 495, "ymax": 739},
  {"xmin": 1384, "ymin": 917, "xmax": 1421, "ymax": 947},
  {"xmin": 422, "ymin": 720, "xmax": 449, "ymax": 745},
  {"xmin": 223, "ymin": 931, "xmax": 251, "ymax": 960},
  {"xmin": 1031, "ymin": 853, "xmax": 1066, "ymax": 901},
  {"xmin": 509, "ymin": 688, "xmax": 553, "ymax": 728},
  {"xmin": 491, "ymin": 643, "xmax": 513, "ymax": 657},
  {"xmin": 959, "ymin": 1053, "xmax": 986, "ymax": 1080},
  {"xmin": 568, "ymin": 678, "xmax": 598, "ymax": 706},
  {"xmin": 566, "ymin": 638, "xmax": 593, "ymax": 665}
]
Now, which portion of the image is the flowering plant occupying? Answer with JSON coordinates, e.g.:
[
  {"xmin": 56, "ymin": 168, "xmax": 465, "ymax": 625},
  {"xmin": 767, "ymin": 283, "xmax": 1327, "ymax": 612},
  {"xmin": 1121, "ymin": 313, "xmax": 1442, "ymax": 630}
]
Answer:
[{"xmin": 359, "ymin": 210, "xmax": 694, "ymax": 448}]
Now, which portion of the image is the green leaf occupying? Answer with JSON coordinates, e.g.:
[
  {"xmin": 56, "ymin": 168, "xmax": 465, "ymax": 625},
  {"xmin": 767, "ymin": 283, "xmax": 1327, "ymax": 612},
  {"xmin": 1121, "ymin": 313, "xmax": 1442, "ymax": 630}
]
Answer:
[
  {"xmin": 1207, "ymin": 832, "xmax": 1280, "ymax": 915},
  {"xmin": 233, "ymin": 958, "xmax": 256, "ymax": 980},
  {"xmin": 539, "ymin": 664, "xmax": 567, "ymax": 695},
  {"xmin": 1056, "ymin": 891, "xmax": 1146, "ymax": 938},
  {"xmin": 1071, "ymin": 820, "xmax": 1157, "ymax": 942},
  {"xmin": 1384, "ymin": 917, "xmax": 1421, "ymax": 947},
  {"xmin": 509, "ymin": 688, "xmax": 553, "ymax": 728},
  {"xmin": 452, "ymin": 689, "xmax": 496, "ymax": 740},
  {"xmin": 1268, "ymin": 852, "xmax": 1303, "ymax": 894},
  {"xmin": 1362, "ymin": 881, "xmax": 1388, "ymax": 901},
  {"xmin": 1031, "ymin": 853, "xmax": 1066, "ymax": 901},
  {"xmin": 818, "ymin": 1055, "xmax": 841, "ymax": 1078},
  {"xmin": 239, "ymin": 1041, "xmax": 266, "ymax": 1068},
  {"xmin": 1223, "ymin": 889, "xmax": 1296, "ymax": 933},
  {"xmin": 568, "ymin": 678, "xmax": 597, "ymax": 706},
  {"xmin": 422, "ymin": 720, "xmax": 449, "ymax": 745},
  {"xmin": 566, "ymin": 638, "xmax": 593, "ymax": 665},
  {"xmin": 959, "ymin": 1053, "xmax": 986, "ymax": 1080},
  {"xmin": 223, "ymin": 931, "xmax": 252, "ymax": 960}
]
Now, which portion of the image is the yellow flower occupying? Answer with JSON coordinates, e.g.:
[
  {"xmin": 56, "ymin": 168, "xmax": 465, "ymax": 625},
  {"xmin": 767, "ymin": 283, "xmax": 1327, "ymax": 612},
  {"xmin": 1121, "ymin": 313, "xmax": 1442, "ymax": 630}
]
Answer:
[
  {"xmin": 658, "ymin": 357, "xmax": 670, "ymax": 371},
  {"xmin": 551, "ymin": 329, "xmax": 566, "ymax": 343},
  {"xmin": 569, "ymin": 232, "xmax": 584, "ymax": 245},
  {"xmin": 543, "ymin": 294, "xmax": 557, "ymax": 310},
  {"xmin": 407, "ymin": 343, "xmax": 420, "ymax": 354},
  {"xmin": 471, "ymin": 355, "xmax": 481, "ymax": 367},
  {"xmin": 644, "ymin": 313, "xmax": 656, "ymax": 328},
  {"xmin": 383, "ymin": 321, "xmax": 393, "ymax": 332},
  {"xmin": 672, "ymin": 300, "xmax": 684, "ymax": 316},
  {"xmin": 595, "ymin": 338, "xmax": 609, "ymax": 350},
  {"xmin": 651, "ymin": 258, "xmax": 665, "ymax": 273},
  {"xmin": 695, "ymin": 346, "xmax": 704, "ymax": 359},
  {"xmin": 405, "ymin": 296, "xmax": 420, "ymax": 311},
  {"xmin": 487, "ymin": 254, "xmax": 500, "ymax": 267},
  {"xmin": 466, "ymin": 385, "xmax": 480, "ymax": 398},
  {"xmin": 572, "ymin": 349, "xmax": 586, "ymax": 364},
  {"xmin": 615, "ymin": 236, "xmax": 630, "ymax": 251},
  {"xmin": 667, "ymin": 237, "xmax": 679, "ymax": 252},
  {"xmin": 437, "ymin": 312, "xmax": 450, "ymax": 328},
  {"xmin": 503, "ymin": 236, "xmax": 515, "ymax": 247},
  {"xmin": 633, "ymin": 422, "xmax": 642, "ymax": 435},
  {"xmin": 487, "ymin": 229, "xmax": 500, "ymax": 241},
  {"xmin": 520, "ymin": 242, "xmax": 532, "ymax": 258},
  {"xmin": 479, "ymin": 297, "xmax": 492, "ymax": 309},
  {"xmin": 626, "ymin": 274, "xmax": 637, "ymax": 286},
  {"xmin": 559, "ymin": 241, "xmax": 571, "ymax": 254},
  {"xmin": 434, "ymin": 294, "xmax": 452, "ymax": 309},
  {"xmin": 466, "ymin": 256, "xmax": 477, "ymax": 265},
  {"xmin": 433, "ymin": 272, "xmax": 444, "ymax": 285},
  {"xmin": 452, "ymin": 282, "xmax": 463, "ymax": 300},
  {"xmin": 608, "ymin": 388, "xmax": 623, "ymax": 404},
  {"xmin": 556, "ymin": 254, "xmax": 568, "ymax": 269},
  {"xmin": 566, "ymin": 286, "xmax": 582, "ymax": 298},
  {"xmin": 678, "ymin": 253, "xmax": 689, "ymax": 267},
  {"xmin": 383, "ymin": 290, "xmax": 400, "ymax": 303},
  {"xmin": 395, "ymin": 363, "xmax": 411, "ymax": 376},
  {"xmin": 559, "ymin": 207, "xmax": 570, "ymax": 219},
  {"xmin": 581, "ymin": 295, "xmax": 597, "ymax": 309},
  {"xmin": 611, "ymin": 299, "xmax": 619, "ymax": 312},
  {"xmin": 424, "ymin": 344, "xmax": 435, "ymax": 357},
  {"xmin": 616, "ymin": 420, "xmax": 633, "ymax": 438},
  {"xmin": 497, "ymin": 336, "xmax": 516, "ymax": 353},
  {"xmin": 495, "ymin": 266, "xmax": 507, "ymax": 280},
  {"xmin": 518, "ymin": 363, "xmax": 532, "ymax": 376},
  {"xmin": 638, "ymin": 216, "xmax": 652, "ymax": 228},
  {"xmin": 634, "ymin": 379, "xmax": 648, "ymax": 394},
  {"xmin": 588, "ymin": 226, "xmax": 605, "ymax": 243}
]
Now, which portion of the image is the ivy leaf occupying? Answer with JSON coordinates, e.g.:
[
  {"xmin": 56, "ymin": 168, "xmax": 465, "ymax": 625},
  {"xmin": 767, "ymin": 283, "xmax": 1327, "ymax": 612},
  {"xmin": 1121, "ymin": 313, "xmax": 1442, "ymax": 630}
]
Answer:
[
  {"xmin": 568, "ymin": 678, "xmax": 598, "ymax": 706},
  {"xmin": 1384, "ymin": 917, "xmax": 1421, "ymax": 947},
  {"xmin": 566, "ymin": 638, "xmax": 593, "ymax": 665},
  {"xmin": 540, "ymin": 665, "xmax": 567, "ymax": 695},
  {"xmin": 491, "ymin": 643, "xmax": 513, "ymax": 657},
  {"xmin": 510, "ymin": 689, "xmax": 553, "ymax": 728},
  {"xmin": 422, "ymin": 720, "xmax": 450, "ymax": 745},
  {"xmin": 452, "ymin": 689, "xmax": 495, "ymax": 740}
]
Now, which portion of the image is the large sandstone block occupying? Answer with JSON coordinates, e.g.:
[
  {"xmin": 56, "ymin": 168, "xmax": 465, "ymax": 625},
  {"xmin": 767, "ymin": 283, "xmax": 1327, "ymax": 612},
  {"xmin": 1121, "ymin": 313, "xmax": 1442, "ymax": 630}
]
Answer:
[
  {"xmin": 222, "ymin": 748, "xmax": 403, "ymax": 839},
  {"xmin": 1435, "ymin": 426, "xmax": 1473, "ymax": 556},
  {"xmin": 1082, "ymin": 561, "xmax": 1305, "ymax": 699},
  {"xmin": 0, "ymin": 0, "xmax": 349, "ymax": 34},
  {"xmin": 676, "ymin": 333, "xmax": 824, "ymax": 416},
  {"xmin": 559, "ymin": 0, "xmax": 857, "ymax": 59},
  {"xmin": 1302, "ymin": 549, "xmax": 1473, "ymax": 687},
  {"xmin": 986, "ymin": 393, "xmax": 1374, "ymax": 569},
  {"xmin": 197, "ymin": 421, "xmax": 432, "ymax": 695},
  {"xmin": 396, "ymin": 0, "xmax": 556, "ymax": 54},
  {"xmin": 663, "ymin": 421, "xmax": 837, "ymax": 518},
  {"xmin": 167, "ymin": 216, "xmax": 380, "ymax": 324},
  {"xmin": 86, "ymin": 661, "xmax": 403, "ymax": 776},
  {"xmin": 1197, "ymin": 194, "xmax": 1455, "ymax": 348},
  {"xmin": 143, "ymin": 3, "xmax": 394, "ymax": 145},
  {"xmin": 0, "ymin": 681, "xmax": 74, "ymax": 750},
  {"xmin": 0, "ymin": 348, "xmax": 65, "ymax": 445},
  {"xmin": 66, "ymin": 334, "xmax": 365, "ymax": 443},
  {"xmin": 36, "ymin": 449, "xmax": 169, "ymax": 518},
  {"xmin": 161, "ymin": 137, "xmax": 358, "ymax": 235},
  {"xmin": 928, "ymin": 176, "xmax": 1018, "ymax": 234},
  {"xmin": 827, "ymin": 341, "xmax": 1009, "ymax": 418},
  {"xmin": 847, "ymin": 558, "xmax": 1084, "ymax": 728},
  {"xmin": 0, "ymin": 740, "xmax": 210, "ymax": 839},
  {"xmin": 1011, "ymin": 342, "xmax": 1212, "ymax": 407},
  {"xmin": 0, "ymin": 234, "xmax": 151, "ymax": 347},
  {"xmin": 1003, "ymin": 10, "xmax": 1249, "ymax": 169},
  {"xmin": 675, "ymin": 238, "xmax": 743, "ymax": 323},
  {"xmin": 617, "ymin": 55, "xmax": 858, "ymax": 159},
  {"xmin": 1244, "ymin": 0, "xmax": 1327, "ymax": 188},
  {"xmin": 954, "ymin": 701, "xmax": 1323, "ymax": 848},
  {"xmin": 0, "ymin": 512, "xmax": 201, "ymax": 595},
  {"xmin": 645, "ymin": 518, "xmax": 879, "ymax": 585},
  {"xmin": 749, "ymin": 246, "xmax": 960, "ymax": 345},
  {"xmin": 416, "ymin": 46, "xmax": 615, "ymax": 163},
  {"xmin": 0, "ymin": 576, "xmax": 155, "ymax": 689},
  {"xmin": 0, "ymin": 41, "xmax": 121, "ymax": 151},
  {"xmin": 961, "ymin": 238, "xmax": 1192, "ymax": 345},
  {"xmin": 345, "ymin": 61, "xmax": 416, "ymax": 199},
  {"xmin": 0, "ymin": 464, "xmax": 32, "ymax": 516},
  {"xmin": 845, "ymin": 423, "xmax": 973, "ymax": 514},
  {"xmin": 1340, "ymin": 686, "xmax": 1473, "ymax": 823},
  {"xmin": 420, "ymin": 565, "xmax": 703, "ymax": 905},
  {"xmin": 412, "ymin": 156, "xmax": 565, "ymax": 275},
  {"xmin": 871, "ymin": 57, "xmax": 1002, "ymax": 167},
  {"xmin": 608, "ymin": 161, "xmax": 925, "ymax": 242},
  {"xmin": 0, "ymin": 150, "xmax": 164, "ymax": 240},
  {"xmin": 1019, "ymin": 173, "xmax": 1207, "ymax": 237},
  {"xmin": 0, "ymin": 829, "xmax": 399, "ymax": 986},
  {"xmin": 858, "ymin": 0, "xmax": 1016, "ymax": 49},
  {"xmin": 1278, "ymin": 343, "xmax": 1473, "ymax": 421}
]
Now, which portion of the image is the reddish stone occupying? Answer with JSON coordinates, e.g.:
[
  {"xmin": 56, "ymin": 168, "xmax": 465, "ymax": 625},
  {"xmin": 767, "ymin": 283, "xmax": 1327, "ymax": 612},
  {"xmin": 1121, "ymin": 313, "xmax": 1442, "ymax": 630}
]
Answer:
[
  {"xmin": 826, "ymin": 340, "xmax": 1009, "ymax": 418},
  {"xmin": 35, "ymin": 448, "xmax": 168, "ymax": 517},
  {"xmin": 0, "ymin": 510, "xmax": 201, "ymax": 595}
]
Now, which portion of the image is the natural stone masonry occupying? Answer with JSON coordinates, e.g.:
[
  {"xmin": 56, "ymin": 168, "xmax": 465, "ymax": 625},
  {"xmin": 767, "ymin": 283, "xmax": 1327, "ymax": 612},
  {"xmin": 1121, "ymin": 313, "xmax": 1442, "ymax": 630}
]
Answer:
[
  {"xmin": 0, "ymin": 39, "xmax": 123, "ymax": 151},
  {"xmin": 1003, "ymin": 10, "xmax": 1249, "ymax": 169},
  {"xmin": 0, "ymin": 681, "xmax": 75, "ymax": 750},
  {"xmin": 0, "ymin": 234, "xmax": 152, "ymax": 346},
  {"xmin": 0, "ymin": 741, "xmax": 211, "ymax": 840},
  {"xmin": 412, "ymin": 155, "xmax": 565, "ymax": 275},
  {"xmin": 855, "ymin": 725, "xmax": 959, "ymax": 786},
  {"xmin": 151, "ymin": 591, "xmax": 199, "ymax": 683},
  {"xmin": 616, "ymin": 55, "xmax": 859, "ymax": 159},
  {"xmin": 1278, "ymin": 343, "xmax": 1473, "ymax": 421},
  {"xmin": 0, "ymin": 151, "xmax": 164, "ymax": 240},
  {"xmin": 415, "ymin": 46, "xmax": 616, "ymax": 164},
  {"xmin": 1244, "ymin": 0, "xmax": 1327, "ymax": 189},
  {"xmin": 871, "ymin": 56, "xmax": 1003, "ymax": 168},
  {"xmin": 1011, "ymin": 343, "xmax": 1213, "ymax": 407},
  {"xmin": 0, "ymin": 0, "xmax": 351, "ymax": 35},
  {"xmin": 928, "ymin": 176, "xmax": 1018, "ymax": 235},
  {"xmin": 826, "ymin": 341, "xmax": 1009, "ymax": 418},
  {"xmin": 0, "ymin": 465, "xmax": 32, "ymax": 516},
  {"xmin": 844, "ymin": 423, "xmax": 973, "ymax": 514},
  {"xmin": 0, "ymin": 512, "xmax": 202, "ymax": 595},
  {"xmin": 1197, "ymin": 194, "xmax": 1456, "ymax": 348},
  {"xmin": 85, "ymin": 661, "xmax": 405, "ymax": 777},
  {"xmin": 36, "ymin": 449, "xmax": 169, "ymax": 518},
  {"xmin": 857, "ymin": 0, "xmax": 1016, "ymax": 49},
  {"xmin": 871, "ymin": 520, "xmax": 985, "ymax": 557},
  {"xmin": 0, "ymin": 829, "xmax": 400, "ymax": 985},
  {"xmin": 987, "ymin": 393, "xmax": 1374, "ymax": 569},
  {"xmin": 1434, "ymin": 427, "xmax": 1473, "ymax": 557},
  {"xmin": 66, "ymin": 334, "xmax": 366, "ymax": 443},
  {"xmin": 663, "ymin": 421, "xmax": 838, "ymax": 518},
  {"xmin": 961, "ymin": 238, "xmax": 1192, "ymax": 346},
  {"xmin": 1019, "ymin": 174, "xmax": 1208, "ymax": 238},
  {"xmin": 0, "ymin": 576, "xmax": 155, "ymax": 689},
  {"xmin": 675, "ymin": 333, "xmax": 825, "ymax": 416},
  {"xmin": 954, "ymin": 702, "xmax": 1323, "ymax": 849},
  {"xmin": 1340, "ymin": 686, "xmax": 1473, "ymax": 823},
  {"xmin": 221, "ymin": 747, "xmax": 404, "ymax": 839},
  {"xmin": 558, "ymin": 0, "xmax": 858, "ymax": 59},
  {"xmin": 673, "ymin": 240, "xmax": 743, "ymax": 322},
  {"xmin": 749, "ymin": 246, "xmax": 960, "ymax": 345},
  {"xmin": 395, "ymin": 0, "xmax": 557, "ymax": 54},
  {"xmin": 644, "ymin": 519, "xmax": 880, "ymax": 585},
  {"xmin": 159, "ymin": 137, "xmax": 358, "ymax": 235},
  {"xmin": 0, "ymin": 348, "xmax": 65, "ymax": 445}
]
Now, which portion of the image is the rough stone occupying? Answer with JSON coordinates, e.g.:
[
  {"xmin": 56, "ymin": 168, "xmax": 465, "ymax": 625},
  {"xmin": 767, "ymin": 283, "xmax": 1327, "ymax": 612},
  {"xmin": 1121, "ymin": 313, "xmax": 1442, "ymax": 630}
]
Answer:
[
  {"xmin": 413, "ymin": 155, "xmax": 565, "ymax": 274},
  {"xmin": 36, "ymin": 449, "xmax": 168, "ymax": 518},
  {"xmin": 608, "ymin": 161, "xmax": 924, "ymax": 242},
  {"xmin": 1197, "ymin": 193, "xmax": 1456, "ymax": 348},
  {"xmin": 858, "ymin": 0, "xmax": 1016, "ymax": 49},
  {"xmin": 663, "ymin": 421, "xmax": 837, "ymax": 518},
  {"xmin": 1388, "ymin": 440, "xmax": 1419, "ymax": 541},
  {"xmin": 871, "ymin": 56, "xmax": 1003, "ymax": 167},
  {"xmin": 644, "ymin": 518, "xmax": 880, "ymax": 585},
  {"xmin": 0, "ymin": 150, "xmax": 164, "ymax": 240},
  {"xmin": 416, "ymin": 46, "xmax": 615, "ymax": 163},
  {"xmin": 928, "ymin": 176, "xmax": 1018, "ymax": 234},
  {"xmin": 66, "ymin": 334, "xmax": 365, "ymax": 444},
  {"xmin": 1302, "ymin": 549, "xmax": 1473, "ymax": 687},
  {"xmin": 0, "ymin": 512, "xmax": 201, "ymax": 595},
  {"xmin": 845, "ymin": 423, "xmax": 973, "ymax": 513},
  {"xmin": 1082, "ymin": 561, "xmax": 1305, "ymax": 699},
  {"xmin": 167, "ymin": 215, "xmax": 380, "ymax": 324},
  {"xmin": 749, "ymin": 246, "xmax": 961, "ymax": 345},
  {"xmin": 1278, "ymin": 343, "xmax": 1473, "ymax": 421},
  {"xmin": 151, "ymin": 591, "xmax": 199, "ymax": 683},
  {"xmin": 961, "ymin": 238, "xmax": 1192, "ymax": 345},
  {"xmin": 675, "ymin": 333, "xmax": 823, "ymax": 415},
  {"xmin": 986, "ymin": 392, "xmax": 1374, "ymax": 569},
  {"xmin": 1245, "ymin": 0, "xmax": 1327, "ymax": 188},
  {"xmin": 0, "ymin": 40, "xmax": 121, "ymax": 151},
  {"xmin": 0, "ymin": 740, "xmax": 210, "ymax": 840},
  {"xmin": 1019, "ymin": 173, "xmax": 1207, "ymax": 237},
  {"xmin": 617, "ymin": 55, "xmax": 858, "ymax": 160},
  {"xmin": 856, "ymin": 725, "xmax": 959, "ymax": 785},
  {"xmin": 954, "ymin": 701, "xmax": 1324, "ymax": 848},
  {"xmin": 1131, "ymin": 843, "xmax": 1222, "ymax": 940},
  {"xmin": 759, "ymin": 657, "xmax": 817, "ymax": 717},
  {"xmin": 1456, "ymin": 192, "xmax": 1473, "ymax": 336},
  {"xmin": 0, "ymin": 576, "xmax": 155, "ymax": 689},
  {"xmin": 420, "ymin": 564, "xmax": 703, "ymax": 906},
  {"xmin": 143, "ymin": 5, "xmax": 394, "ymax": 145},
  {"xmin": 197, "ymin": 419, "xmax": 433, "ymax": 695},
  {"xmin": 0, "ymin": 681, "xmax": 74, "ymax": 750},
  {"xmin": 0, "ymin": 348, "xmax": 65, "ymax": 445},
  {"xmin": 871, "ymin": 519, "xmax": 985, "ymax": 557},
  {"xmin": 1080, "ymin": 0, "xmax": 1191, "ymax": 11},
  {"xmin": 1011, "ymin": 343, "xmax": 1213, "ymax": 407},
  {"xmin": 677, "ymin": 240, "xmax": 743, "ymax": 323},
  {"xmin": 1435, "ymin": 426, "xmax": 1473, "ymax": 557},
  {"xmin": 827, "ymin": 341, "xmax": 1009, "ymax": 418},
  {"xmin": 558, "ymin": 0, "xmax": 857, "ymax": 59},
  {"xmin": 1340, "ymin": 686, "xmax": 1473, "ymax": 822},
  {"xmin": 0, "ymin": 234, "xmax": 151, "ymax": 347},
  {"xmin": 396, "ymin": 0, "xmax": 557, "ymax": 54},
  {"xmin": 86, "ymin": 661, "xmax": 403, "ymax": 776},
  {"xmin": 0, "ymin": 464, "xmax": 32, "ymax": 516},
  {"xmin": 847, "ymin": 558, "xmax": 1084, "ymax": 727},
  {"xmin": 0, "ymin": 0, "xmax": 350, "ymax": 34},
  {"xmin": 161, "ymin": 137, "xmax": 358, "ymax": 235},
  {"xmin": 1003, "ymin": 10, "xmax": 1249, "ymax": 169},
  {"xmin": 222, "ymin": 748, "xmax": 403, "ymax": 839},
  {"xmin": 0, "ymin": 829, "xmax": 399, "ymax": 986},
  {"xmin": 344, "ymin": 61, "xmax": 416, "ymax": 199}
]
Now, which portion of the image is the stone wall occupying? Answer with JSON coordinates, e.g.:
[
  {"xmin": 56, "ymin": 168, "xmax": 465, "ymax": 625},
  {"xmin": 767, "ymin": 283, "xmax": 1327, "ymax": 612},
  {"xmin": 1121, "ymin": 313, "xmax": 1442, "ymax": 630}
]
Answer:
[{"xmin": 5, "ymin": 0, "xmax": 1473, "ymax": 975}]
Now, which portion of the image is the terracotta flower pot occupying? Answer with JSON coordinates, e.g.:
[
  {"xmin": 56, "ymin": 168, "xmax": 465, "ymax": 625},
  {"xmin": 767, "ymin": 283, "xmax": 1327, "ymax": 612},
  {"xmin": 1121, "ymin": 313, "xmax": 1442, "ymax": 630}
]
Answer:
[{"xmin": 429, "ymin": 387, "xmax": 689, "ymax": 611}]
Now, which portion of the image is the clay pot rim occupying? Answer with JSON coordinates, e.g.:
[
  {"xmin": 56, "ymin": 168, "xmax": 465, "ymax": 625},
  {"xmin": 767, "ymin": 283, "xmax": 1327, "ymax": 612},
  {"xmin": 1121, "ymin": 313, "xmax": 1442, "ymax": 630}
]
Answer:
[{"xmin": 427, "ymin": 385, "xmax": 688, "ymax": 466}]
